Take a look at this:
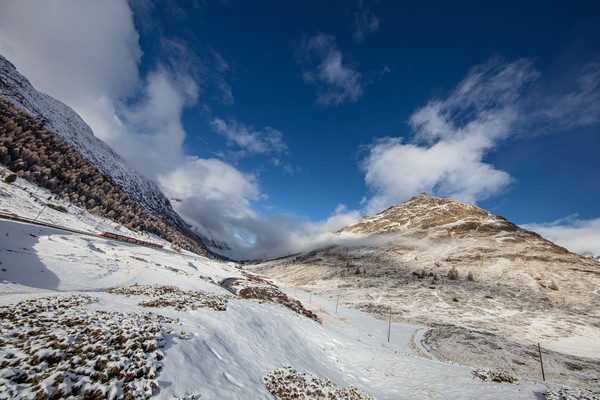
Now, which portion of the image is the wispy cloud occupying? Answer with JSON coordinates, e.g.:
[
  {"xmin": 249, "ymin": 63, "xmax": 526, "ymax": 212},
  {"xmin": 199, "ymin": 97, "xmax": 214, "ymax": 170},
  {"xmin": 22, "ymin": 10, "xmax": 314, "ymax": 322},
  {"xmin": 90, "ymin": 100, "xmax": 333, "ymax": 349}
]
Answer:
[
  {"xmin": 361, "ymin": 58, "xmax": 538, "ymax": 213},
  {"xmin": 537, "ymin": 62, "xmax": 600, "ymax": 130},
  {"xmin": 352, "ymin": 0, "xmax": 380, "ymax": 43},
  {"xmin": 297, "ymin": 33, "xmax": 363, "ymax": 107},
  {"xmin": 522, "ymin": 216, "xmax": 600, "ymax": 258},
  {"xmin": 210, "ymin": 118, "xmax": 288, "ymax": 159}
]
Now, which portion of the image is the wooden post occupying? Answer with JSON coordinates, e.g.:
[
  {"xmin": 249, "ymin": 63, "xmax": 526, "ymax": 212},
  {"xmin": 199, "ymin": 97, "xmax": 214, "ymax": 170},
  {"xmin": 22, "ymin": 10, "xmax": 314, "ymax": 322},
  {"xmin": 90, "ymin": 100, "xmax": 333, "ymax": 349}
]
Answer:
[
  {"xmin": 387, "ymin": 310, "xmax": 392, "ymax": 342},
  {"xmin": 335, "ymin": 295, "xmax": 340, "ymax": 314},
  {"xmin": 538, "ymin": 343, "xmax": 546, "ymax": 381},
  {"xmin": 309, "ymin": 291, "xmax": 312, "ymax": 302}
]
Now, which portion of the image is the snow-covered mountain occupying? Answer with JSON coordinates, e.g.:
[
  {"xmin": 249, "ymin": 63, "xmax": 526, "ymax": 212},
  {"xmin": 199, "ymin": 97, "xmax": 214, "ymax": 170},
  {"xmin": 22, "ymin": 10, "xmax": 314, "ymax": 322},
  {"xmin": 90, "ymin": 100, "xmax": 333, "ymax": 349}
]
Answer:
[
  {"xmin": 253, "ymin": 193, "xmax": 600, "ymax": 388},
  {"xmin": 0, "ymin": 54, "xmax": 214, "ymax": 255}
]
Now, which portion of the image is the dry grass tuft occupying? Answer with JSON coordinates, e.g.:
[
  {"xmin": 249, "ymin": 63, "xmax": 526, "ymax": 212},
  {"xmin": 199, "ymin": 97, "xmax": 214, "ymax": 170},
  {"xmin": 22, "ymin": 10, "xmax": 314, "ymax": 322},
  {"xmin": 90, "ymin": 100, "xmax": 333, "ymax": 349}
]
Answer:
[
  {"xmin": 0, "ymin": 295, "xmax": 173, "ymax": 399},
  {"xmin": 104, "ymin": 285, "xmax": 230, "ymax": 312},
  {"xmin": 264, "ymin": 366, "xmax": 374, "ymax": 399}
]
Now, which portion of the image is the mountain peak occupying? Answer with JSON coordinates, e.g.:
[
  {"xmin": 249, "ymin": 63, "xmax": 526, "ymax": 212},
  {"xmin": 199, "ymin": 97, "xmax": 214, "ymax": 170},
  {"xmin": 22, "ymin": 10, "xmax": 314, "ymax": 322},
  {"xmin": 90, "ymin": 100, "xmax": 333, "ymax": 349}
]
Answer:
[{"xmin": 339, "ymin": 193, "xmax": 543, "ymax": 244}]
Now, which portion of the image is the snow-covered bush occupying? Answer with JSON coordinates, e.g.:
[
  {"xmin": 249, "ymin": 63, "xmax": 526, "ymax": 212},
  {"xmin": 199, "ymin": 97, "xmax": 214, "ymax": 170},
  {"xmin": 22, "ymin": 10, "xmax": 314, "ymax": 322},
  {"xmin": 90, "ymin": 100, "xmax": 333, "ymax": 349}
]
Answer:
[
  {"xmin": 545, "ymin": 387, "xmax": 600, "ymax": 400},
  {"xmin": 3, "ymin": 173, "xmax": 16, "ymax": 184},
  {"xmin": 231, "ymin": 275, "xmax": 320, "ymax": 322},
  {"xmin": 472, "ymin": 368, "xmax": 517, "ymax": 383},
  {"xmin": 264, "ymin": 366, "xmax": 374, "ymax": 400}
]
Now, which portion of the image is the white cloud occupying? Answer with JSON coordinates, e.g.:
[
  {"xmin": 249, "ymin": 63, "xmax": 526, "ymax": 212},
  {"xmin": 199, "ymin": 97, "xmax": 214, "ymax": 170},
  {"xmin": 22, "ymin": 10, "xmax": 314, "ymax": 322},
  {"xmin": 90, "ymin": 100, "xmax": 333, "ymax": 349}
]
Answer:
[
  {"xmin": 159, "ymin": 158, "xmax": 362, "ymax": 259},
  {"xmin": 352, "ymin": 0, "xmax": 380, "ymax": 43},
  {"xmin": 210, "ymin": 118, "xmax": 288, "ymax": 158},
  {"xmin": 298, "ymin": 33, "xmax": 363, "ymax": 107},
  {"xmin": 0, "ymin": 0, "xmax": 141, "ymax": 105},
  {"xmin": 522, "ymin": 216, "xmax": 600, "ymax": 258},
  {"xmin": 361, "ymin": 58, "xmax": 538, "ymax": 214},
  {"xmin": 0, "ymin": 1, "xmax": 189, "ymax": 179},
  {"xmin": 158, "ymin": 157, "xmax": 260, "ymax": 243},
  {"xmin": 0, "ymin": 1, "xmax": 234, "ymax": 181},
  {"xmin": 226, "ymin": 206, "xmax": 362, "ymax": 260}
]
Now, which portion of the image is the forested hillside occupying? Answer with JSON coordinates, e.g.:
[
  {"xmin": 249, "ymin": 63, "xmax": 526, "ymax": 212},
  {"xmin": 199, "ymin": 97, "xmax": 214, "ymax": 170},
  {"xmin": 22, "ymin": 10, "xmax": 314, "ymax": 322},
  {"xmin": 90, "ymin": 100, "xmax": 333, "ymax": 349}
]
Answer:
[{"xmin": 0, "ymin": 97, "xmax": 212, "ymax": 256}]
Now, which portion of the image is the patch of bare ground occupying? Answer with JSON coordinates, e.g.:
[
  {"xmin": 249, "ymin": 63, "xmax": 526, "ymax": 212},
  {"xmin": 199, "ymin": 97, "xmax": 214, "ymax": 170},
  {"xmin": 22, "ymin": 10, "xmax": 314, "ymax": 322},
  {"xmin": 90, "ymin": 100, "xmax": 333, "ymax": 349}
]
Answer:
[
  {"xmin": 221, "ymin": 274, "xmax": 320, "ymax": 323},
  {"xmin": 421, "ymin": 324, "xmax": 600, "ymax": 390},
  {"xmin": 104, "ymin": 284, "xmax": 230, "ymax": 312}
]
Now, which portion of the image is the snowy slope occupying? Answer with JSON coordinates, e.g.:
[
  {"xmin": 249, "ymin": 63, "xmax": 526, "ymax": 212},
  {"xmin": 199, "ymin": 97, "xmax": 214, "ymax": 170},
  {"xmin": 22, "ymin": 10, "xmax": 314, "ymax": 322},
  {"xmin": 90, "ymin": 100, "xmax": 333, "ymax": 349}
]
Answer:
[
  {"xmin": 0, "ymin": 176, "xmax": 565, "ymax": 399},
  {"xmin": 0, "ymin": 54, "xmax": 211, "ymax": 254}
]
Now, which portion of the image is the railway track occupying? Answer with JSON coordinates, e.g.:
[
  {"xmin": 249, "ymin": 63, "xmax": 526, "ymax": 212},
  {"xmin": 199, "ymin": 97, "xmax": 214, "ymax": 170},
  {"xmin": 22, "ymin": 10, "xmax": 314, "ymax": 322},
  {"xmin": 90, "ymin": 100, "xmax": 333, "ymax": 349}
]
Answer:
[{"xmin": 0, "ymin": 211, "xmax": 210, "ymax": 261}]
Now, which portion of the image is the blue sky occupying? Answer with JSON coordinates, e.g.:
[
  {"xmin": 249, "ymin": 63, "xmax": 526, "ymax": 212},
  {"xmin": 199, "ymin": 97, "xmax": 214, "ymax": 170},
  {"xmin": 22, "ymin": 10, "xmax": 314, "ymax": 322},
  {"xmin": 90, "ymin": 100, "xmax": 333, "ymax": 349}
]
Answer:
[{"xmin": 0, "ymin": 0, "xmax": 599, "ymax": 259}]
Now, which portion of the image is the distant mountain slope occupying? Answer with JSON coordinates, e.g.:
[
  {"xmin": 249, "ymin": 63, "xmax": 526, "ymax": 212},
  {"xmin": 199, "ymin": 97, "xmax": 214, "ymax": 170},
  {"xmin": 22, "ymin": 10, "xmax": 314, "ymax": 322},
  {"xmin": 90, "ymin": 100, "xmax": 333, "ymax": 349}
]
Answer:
[
  {"xmin": 0, "ymin": 54, "xmax": 216, "ymax": 256},
  {"xmin": 254, "ymin": 193, "xmax": 600, "ymax": 378}
]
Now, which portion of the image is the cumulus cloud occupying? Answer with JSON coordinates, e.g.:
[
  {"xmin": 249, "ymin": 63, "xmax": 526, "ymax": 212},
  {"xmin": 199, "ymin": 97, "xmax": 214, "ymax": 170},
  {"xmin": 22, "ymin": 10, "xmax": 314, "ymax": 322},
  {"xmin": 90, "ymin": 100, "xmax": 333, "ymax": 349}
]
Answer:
[
  {"xmin": 210, "ymin": 118, "xmax": 288, "ymax": 159},
  {"xmin": 0, "ymin": 0, "xmax": 141, "ymax": 105},
  {"xmin": 158, "ymin": 157, "xmax": 260, "ymax": 243},
  {"xmin": 361, "ymin": 58, "xmax": 539, "ymax": 213},
  {"xmin": 0, "ymin": 1, "xmax": 235, "ymax": 181},
  {"xmin": 352, "ymin": 0, "xmax": 380, "ymax": 43},
  {"xmin": 0, "ymin": 1, "xmax": 180, "ymax": 179},
  {"xmin": 297, "ymin": 33, "xmax": 363, "ymax": 107},
  {"xmin": 522, "ymin": 216, "xmax": 600, "ymax": 258}
]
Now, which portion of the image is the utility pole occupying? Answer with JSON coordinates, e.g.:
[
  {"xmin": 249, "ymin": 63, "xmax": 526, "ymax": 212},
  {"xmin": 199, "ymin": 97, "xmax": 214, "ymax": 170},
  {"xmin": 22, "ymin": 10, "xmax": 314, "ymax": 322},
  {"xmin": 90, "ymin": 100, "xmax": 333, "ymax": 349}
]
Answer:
[
  {"xmin": 387, "ymin": 310, "xmax": 392, "ymax": 342},
  {"xmin": 33, "ymin": 203, "xmax": 48, "ymax": 222},
  {"xmin": 538, "ymin": 343, "xmax": 546, "ymax": 381}
]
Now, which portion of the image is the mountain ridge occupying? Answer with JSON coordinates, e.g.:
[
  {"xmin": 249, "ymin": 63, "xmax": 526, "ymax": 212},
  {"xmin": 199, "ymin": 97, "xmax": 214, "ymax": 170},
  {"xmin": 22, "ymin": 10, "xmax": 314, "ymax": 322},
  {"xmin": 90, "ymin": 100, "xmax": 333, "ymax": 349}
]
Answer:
[{"xmin": 0, "ymin": 54, "xmax": 217, "ymax": 257}]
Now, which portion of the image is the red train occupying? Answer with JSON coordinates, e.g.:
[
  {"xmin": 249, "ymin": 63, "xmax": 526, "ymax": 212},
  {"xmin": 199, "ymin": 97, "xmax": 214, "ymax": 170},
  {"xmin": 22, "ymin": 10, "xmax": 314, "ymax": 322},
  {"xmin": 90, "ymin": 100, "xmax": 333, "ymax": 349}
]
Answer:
[{"xmin": 100, "ymin": 232, "xmax": 163, "ymax": 248}]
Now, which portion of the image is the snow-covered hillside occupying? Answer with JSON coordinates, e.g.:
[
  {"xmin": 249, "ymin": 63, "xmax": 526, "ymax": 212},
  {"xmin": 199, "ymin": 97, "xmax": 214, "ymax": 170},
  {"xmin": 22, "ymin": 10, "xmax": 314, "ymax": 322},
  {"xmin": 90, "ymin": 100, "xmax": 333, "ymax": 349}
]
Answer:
[
  {"xmin": 0, "ymin": 174, "xmax": 576, "ymax": 399},
  {"xmin": 255, "ymin": 193, "xmax": 600, "ymax": 394},
  {"xmin": 0, "ymin": 54, "xmax": 212, "ymax": 255}
]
